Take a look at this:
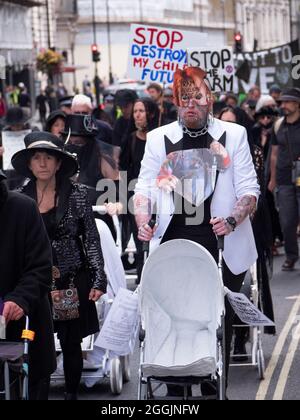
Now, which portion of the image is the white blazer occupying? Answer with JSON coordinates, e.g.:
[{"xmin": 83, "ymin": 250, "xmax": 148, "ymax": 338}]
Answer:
[{"xmin": 135, "ymin": 119, "xmax": 260, "ymax": 275}]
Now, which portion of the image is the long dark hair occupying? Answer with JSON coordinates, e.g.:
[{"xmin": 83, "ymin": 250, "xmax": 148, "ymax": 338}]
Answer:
[{"xmin": 133, "ymin": 97, "xmax": 160, "ymax": 132}]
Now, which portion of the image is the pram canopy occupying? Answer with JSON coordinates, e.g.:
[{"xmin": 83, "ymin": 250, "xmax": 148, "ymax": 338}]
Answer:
[{"xmin": 140, "ymin": 239, "xmax": 224, "ymax": 378}]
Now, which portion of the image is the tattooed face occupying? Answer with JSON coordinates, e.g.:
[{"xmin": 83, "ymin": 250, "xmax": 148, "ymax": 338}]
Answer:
[{"xmin": 178, "ymin": 78, "xmax": 211, "ymax": 129}]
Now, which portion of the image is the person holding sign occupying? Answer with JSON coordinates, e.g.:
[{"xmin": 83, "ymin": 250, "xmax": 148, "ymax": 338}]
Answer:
[{"xmin": 134, "ymin": 67, "xmax": 260, "ymax": 396}]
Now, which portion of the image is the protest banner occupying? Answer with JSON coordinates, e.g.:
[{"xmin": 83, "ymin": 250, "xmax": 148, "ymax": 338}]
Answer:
[
  {"xmin": 234, "ymin": 40, "xmax": 300, "ymax": 94},
  {"xmin": 188, "ymin": 46, "xmax": 235, "ymax": 92},
  {"xmin": 127, "ymin": 24, "xmax": 207, "ymax": 84}
]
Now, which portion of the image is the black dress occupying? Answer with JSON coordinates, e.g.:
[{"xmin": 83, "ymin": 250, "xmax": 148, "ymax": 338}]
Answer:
[{"xmin": 21, "ymin": 181, "xmax": 107, "ymax": 344}]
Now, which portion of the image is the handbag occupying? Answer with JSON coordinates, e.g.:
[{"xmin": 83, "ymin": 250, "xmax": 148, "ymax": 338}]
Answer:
[{"xmin": 51, "ymin": 267, "xmax": 80, "ymax": 321}]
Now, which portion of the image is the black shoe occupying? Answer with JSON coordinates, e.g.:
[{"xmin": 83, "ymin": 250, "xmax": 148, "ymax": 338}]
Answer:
[
  {"xmin": 232, "ymin": 343, "xmax": 249, "ymax": 362},
  {"xmin": 64, "ymin": 393, "xmax": 77, "ymax": 400},
  {"xmin": 201, "ymin": 382, "xmax": 217, "ymax": 396}
]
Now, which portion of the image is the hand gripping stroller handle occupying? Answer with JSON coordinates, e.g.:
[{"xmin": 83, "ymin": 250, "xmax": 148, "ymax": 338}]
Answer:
[
  {"xmin": 217, "ymin": 236, "xmax": 225, "ymax": 251},
  {"xmin": 142, "ymin": 219, "xmax": 156, "ymax": 254}
]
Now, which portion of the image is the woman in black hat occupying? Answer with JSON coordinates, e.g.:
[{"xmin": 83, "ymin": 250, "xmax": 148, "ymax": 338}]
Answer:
[
  {"xmin": 45, "ymin": 110, "xmax": 66, "ymax": 137},
  {"xmin": 11, "ymin": 132, "xmax": 107, "ymax": 400}
]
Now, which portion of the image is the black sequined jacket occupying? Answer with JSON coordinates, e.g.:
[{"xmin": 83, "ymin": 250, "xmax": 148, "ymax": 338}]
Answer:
[{"xmin": 19, "ymin": 180, "xmax": 107, "ymax": 293}]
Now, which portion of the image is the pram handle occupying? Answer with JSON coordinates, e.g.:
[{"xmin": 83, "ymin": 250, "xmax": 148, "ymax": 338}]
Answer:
[
  {"xmin": 142, "ymin": 219, "xmax": 156, "ymax": 254},
  {"xmin": 92, "ymin": 206, "xmax": 107, "ymax": 214},
  {"xmin": 217, "ymin": 236, "xmax": 225, "ymax": 251}
]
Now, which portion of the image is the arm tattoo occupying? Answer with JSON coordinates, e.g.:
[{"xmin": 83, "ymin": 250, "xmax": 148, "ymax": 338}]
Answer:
[
  {"xmin": 134, "ymin": 194, "xmax": 152, "ymax": 228},
  {"xmin": 231, "ymin": 195, "xmax": 257, "ymax": 225}
]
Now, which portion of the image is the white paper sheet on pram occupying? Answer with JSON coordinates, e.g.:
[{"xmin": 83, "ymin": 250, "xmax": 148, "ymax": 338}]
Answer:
[
  {"xmin": 83, "ymin": 220, "xmax": 128, "ymax": 386},
  {"xmin": 94, "ymin": 288, "xmax": 139, "ymax": 356},
  {"xmin": 140, "ymin": 240, "xmax": 224, "ymax": 378},
  {"xmin": 95, "ymin": 219, "xmax": 126, "ymax": 298}
]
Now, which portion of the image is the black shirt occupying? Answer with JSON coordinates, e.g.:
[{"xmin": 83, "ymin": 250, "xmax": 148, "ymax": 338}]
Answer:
[
  {"xmin": 162, "ymin": 130, "xmax": 218, "ymax": 260},
  {"xmin": 272, "ymin": 118, "xmax": 300, "ymax": 185}
]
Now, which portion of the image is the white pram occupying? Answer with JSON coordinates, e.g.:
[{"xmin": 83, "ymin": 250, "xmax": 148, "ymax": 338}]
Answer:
[
  {"xmin": 138, "ymin": 239, "xmax": 226, "ymax": 400},
  {"xmin": 52, "ymin": 213, "xmax": 131, "ymax": 395}
]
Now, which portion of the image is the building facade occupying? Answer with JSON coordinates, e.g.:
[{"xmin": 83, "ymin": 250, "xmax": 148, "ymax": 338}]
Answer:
[
  {"xmin": 0, "ymin": 0, "xmax": 42, "ymax": 99},
  {"xmin": 55, "ymin": 0, "xmax": 79, "ymax": 92},
  {"xmin": 235, "ymin": 0, "xmax": 292, "ymax": 51}
]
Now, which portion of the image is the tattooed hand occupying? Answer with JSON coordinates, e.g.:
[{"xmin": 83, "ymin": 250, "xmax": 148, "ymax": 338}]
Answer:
[
  {"xmin": 134, "ymin": 194, "xmax": 152, "ymax": 229},
  {"xmin": 231, "ymin": 195, "xmax": 257, "ymax": 225}
]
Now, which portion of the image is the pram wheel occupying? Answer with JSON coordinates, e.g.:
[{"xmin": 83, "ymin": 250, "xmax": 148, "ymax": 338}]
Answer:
[
  {"xmin": 110, "ymin": 357, "xmax": 123, "ymax": 395},
  {"xmin": 120, "ymin": 355, "xmax": 131, "ymax": 383},
  {"xmin": 257, "ymin": 348, "xmax": 265, "ymax": 380}
]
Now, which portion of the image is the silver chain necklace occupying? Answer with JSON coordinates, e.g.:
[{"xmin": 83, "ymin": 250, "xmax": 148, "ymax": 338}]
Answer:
[{"xmin": 182, "ymin": 124, "xmax": 209, "ymax": 138}]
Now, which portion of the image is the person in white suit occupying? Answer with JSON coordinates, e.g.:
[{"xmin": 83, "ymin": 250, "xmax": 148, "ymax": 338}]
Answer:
[{"xmin": 134, "ymin": 67, "xmax": 260, "ymax": 396}]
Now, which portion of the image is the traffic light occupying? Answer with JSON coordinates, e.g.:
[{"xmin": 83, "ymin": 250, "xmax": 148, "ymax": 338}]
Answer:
[
  {"xmin": 234, "ymin": 32, "xmax": 243, "ymax": 53},
  {"xmin": 91, "ymin": 44, "xmax": 100, "ymax": 62}
]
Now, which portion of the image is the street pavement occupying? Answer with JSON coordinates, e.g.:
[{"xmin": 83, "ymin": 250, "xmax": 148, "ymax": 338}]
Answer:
[{"xmin": 50, "ymin": 245, "xmax": 300, "ymax": 401}]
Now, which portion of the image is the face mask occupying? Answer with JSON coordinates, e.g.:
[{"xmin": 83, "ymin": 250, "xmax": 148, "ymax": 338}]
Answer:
[{"xmin": 65, "ymin": 144, "xmax": 84, "ymax": 155}]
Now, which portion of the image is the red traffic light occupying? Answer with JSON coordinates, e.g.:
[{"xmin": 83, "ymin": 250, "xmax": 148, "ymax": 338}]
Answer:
[
  {"xmin": 91, "ymin": 44, "xmax": 101, "ymax": 62},
  {"xmin": 235, "ymin": 34, "xmax": 242, "ymax": 42}
]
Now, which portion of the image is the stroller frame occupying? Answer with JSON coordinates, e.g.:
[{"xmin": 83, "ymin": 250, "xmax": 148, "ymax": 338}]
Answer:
[
  {"xmin": 0, "ymin": 317, "xmax": 33, "ymax": 400},
  {"xmin": 230, "ymin": 261, "xmax": 265, "ymax": 379},
  {"xmin": 138, "ymin": 238, "xmax": 227, "ymax": 401}
]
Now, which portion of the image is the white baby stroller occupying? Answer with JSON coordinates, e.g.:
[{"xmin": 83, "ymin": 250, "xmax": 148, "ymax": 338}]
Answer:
[
  {"xmin": 138, "ymin": 239, "xmax": 226, "ymax": 400},
  {"xmin": 52, "ymin": 211, "xmax": 131, "ymax": 395}
]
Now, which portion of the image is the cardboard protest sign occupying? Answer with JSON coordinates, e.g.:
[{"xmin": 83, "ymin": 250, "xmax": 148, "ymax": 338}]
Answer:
[
  {"xmin": 234, "ymin": 40, "xmax": 300, "ymax": 94},
  {"xmin": 188, "ymin": 47, "xmax": 235, "ymax": 92},
  {"xmin": 127, "ymin": 24, "xmax": 207, "ymax": 84},
  {"xmin": 1, "ymin": 130, "xmax": 31, "ymax": 170}
]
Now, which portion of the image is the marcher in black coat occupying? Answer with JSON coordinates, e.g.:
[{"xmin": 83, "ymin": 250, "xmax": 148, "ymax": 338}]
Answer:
[
  {"xmin": 11, "ymin": 132, "xmax": 107, "ymax": 400},
  {"xmin": 0, "ymin": 170, "xmax": 56, "ymax": 400}
]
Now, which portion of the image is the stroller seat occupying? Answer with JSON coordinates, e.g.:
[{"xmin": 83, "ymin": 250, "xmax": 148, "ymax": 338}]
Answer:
[
  {"xmin": 140, "ymin": 240, "xmax": 224, "ymax": 379},
  {"xmin": 0, "ymin": 342, "xmax": 24, "ymax": 363},
  {"xmin": 0, "ymin": 342, "xmax": 24, "ymax": 400}
]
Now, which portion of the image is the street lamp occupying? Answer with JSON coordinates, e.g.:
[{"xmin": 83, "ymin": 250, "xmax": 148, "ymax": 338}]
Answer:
[
  {"xmin": 91, "ymin": 0, "xmax": 101, "ymax": 106},
  {"xmin": 106, "ymin": 0, "xmax": 114, "ymax": 84}
]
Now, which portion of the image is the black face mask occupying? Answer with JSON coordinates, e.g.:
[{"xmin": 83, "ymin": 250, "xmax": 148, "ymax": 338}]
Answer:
[{"xmin": 65, "ymin": 144, "xmax": 84, "ymax": 155}]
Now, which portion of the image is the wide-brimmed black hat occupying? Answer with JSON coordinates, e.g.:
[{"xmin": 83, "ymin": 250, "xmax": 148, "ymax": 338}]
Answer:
[
  {"xmin": 1, "ymin": 107, "xmax": 29, "ymax": 127},
  {"xmin": 279, "ymin": 88, "xmax": 300, "ymax": 103},
  {"xmin": 0, "ymin": 170, "xmax": 7, "ymax": 181},
  {"xmin": 61, "ymin": 114, "xmax": 98, "ymax": 138},
  {"xmin": 11, "ymin": 132, "xmax": 78, "ymax": 179},
  {"xmin": 255, "ymin": 106, "xmax": 279, "ymax": 119},
  {"xmin": 115, "ymin": 89, "xmax": 138, "ymax": 107},
  {"xmin": 45, "ymin": 110, "xmax": 66, "ymax": 132}
]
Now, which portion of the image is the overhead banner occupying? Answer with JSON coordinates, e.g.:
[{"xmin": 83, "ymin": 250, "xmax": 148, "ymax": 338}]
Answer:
[
  {"xmin": 127, "ymin": 24, "xmax": 207, "ymax": 84},
  {"xmin": 235, "ymin": 40, "xmax": 300, "ymax": 94},
  {"xmin": 187, "ymin": 46, "xmax": 235, "ymax": 92}
]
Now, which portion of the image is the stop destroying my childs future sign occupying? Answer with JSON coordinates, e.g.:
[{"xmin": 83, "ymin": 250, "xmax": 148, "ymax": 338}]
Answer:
[{"xmin": 127, "ymin": 24, "xmax": 207, "ymax": 84}]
